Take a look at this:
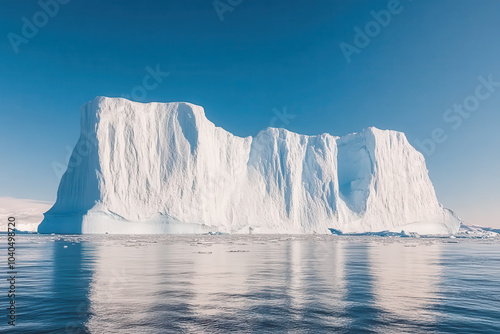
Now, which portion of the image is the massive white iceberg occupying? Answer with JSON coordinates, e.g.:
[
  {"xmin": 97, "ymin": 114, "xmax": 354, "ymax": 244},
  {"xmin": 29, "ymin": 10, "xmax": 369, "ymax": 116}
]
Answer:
[{"xmin": 38, "ymin": 97, "xmax": 461, "ymax": 234}]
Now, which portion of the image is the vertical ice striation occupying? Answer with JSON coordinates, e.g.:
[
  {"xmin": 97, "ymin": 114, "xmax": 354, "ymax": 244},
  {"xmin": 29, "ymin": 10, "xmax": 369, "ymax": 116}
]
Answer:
[{"xmin": 38, "ymin": 97, "xmax": 461, "ymax": 234}]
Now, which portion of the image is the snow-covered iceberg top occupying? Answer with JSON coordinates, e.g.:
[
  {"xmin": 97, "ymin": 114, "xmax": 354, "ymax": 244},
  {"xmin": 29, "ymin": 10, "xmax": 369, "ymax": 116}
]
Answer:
[{"xmin": 38, "ymin": 97, "xmax": 461, "ymax": 234}]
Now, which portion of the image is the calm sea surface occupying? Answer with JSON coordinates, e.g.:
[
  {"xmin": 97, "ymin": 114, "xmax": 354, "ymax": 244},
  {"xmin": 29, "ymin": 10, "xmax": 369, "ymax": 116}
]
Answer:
[{"xmin": 2, "ymin": 234, "xmax": 500, "ymax": 333}]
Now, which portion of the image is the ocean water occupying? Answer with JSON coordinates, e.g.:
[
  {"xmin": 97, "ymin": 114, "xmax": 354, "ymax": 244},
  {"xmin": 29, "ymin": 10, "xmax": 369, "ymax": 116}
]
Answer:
[{"xmin": 3, "ymin": 234, "xmax": 500, "ymax": 333}]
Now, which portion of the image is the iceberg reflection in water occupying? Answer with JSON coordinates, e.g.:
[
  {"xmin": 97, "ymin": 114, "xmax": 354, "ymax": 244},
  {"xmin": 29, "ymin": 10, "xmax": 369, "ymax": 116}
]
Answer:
[{"xmin": 11, "ymin": 235, "xmax": 500, "ymax": 333}]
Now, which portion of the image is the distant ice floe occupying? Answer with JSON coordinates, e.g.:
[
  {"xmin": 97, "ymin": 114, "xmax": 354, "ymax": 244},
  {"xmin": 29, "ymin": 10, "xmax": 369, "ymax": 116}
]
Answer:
[
  {"xmin": 0, "ymin": 197, "xmax": 52, "ymax": 232},
  {"xmin": 455, "ymin": 224, "xmax": 500, "ymax": 239},
  {"xmin": 328, "ymin": 224, "xmax": 499, "ymax": 239}
]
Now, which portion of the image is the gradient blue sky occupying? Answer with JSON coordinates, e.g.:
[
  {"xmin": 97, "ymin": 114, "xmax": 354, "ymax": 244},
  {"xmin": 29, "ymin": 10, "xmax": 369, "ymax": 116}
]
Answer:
[{"xmin": 1, "ymin": 0, "xmax": 499, "ymax": 227}]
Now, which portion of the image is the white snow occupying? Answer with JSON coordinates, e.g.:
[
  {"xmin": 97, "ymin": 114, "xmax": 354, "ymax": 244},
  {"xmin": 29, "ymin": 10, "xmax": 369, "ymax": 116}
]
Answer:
[
  {"xmin": 0, "ymin": 197, "xmax": 52, "ymax": 232},
  {"xmin": 38, "ymin": 97, "xmax": 462, "ymax": 235}
]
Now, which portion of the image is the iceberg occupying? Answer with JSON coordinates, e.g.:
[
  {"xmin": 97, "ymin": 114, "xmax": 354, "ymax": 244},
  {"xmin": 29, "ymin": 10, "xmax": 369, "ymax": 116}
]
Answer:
[{"xmin": 38, "ymin": 97, "xmax": 461, "ymax": 234}]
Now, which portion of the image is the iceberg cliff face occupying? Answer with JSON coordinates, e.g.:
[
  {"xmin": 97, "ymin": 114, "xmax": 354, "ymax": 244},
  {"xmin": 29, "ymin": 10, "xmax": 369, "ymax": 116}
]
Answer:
[{"xmin": 38, "ymin": 97, "xmax": 461, "ymax": 234}]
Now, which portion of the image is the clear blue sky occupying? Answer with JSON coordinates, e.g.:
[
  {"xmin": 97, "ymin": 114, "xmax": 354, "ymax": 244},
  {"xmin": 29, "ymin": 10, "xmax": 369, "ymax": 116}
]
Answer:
[{"xmin": 1, "ymin": 0, "xmax": 499, "ymax": 227}]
